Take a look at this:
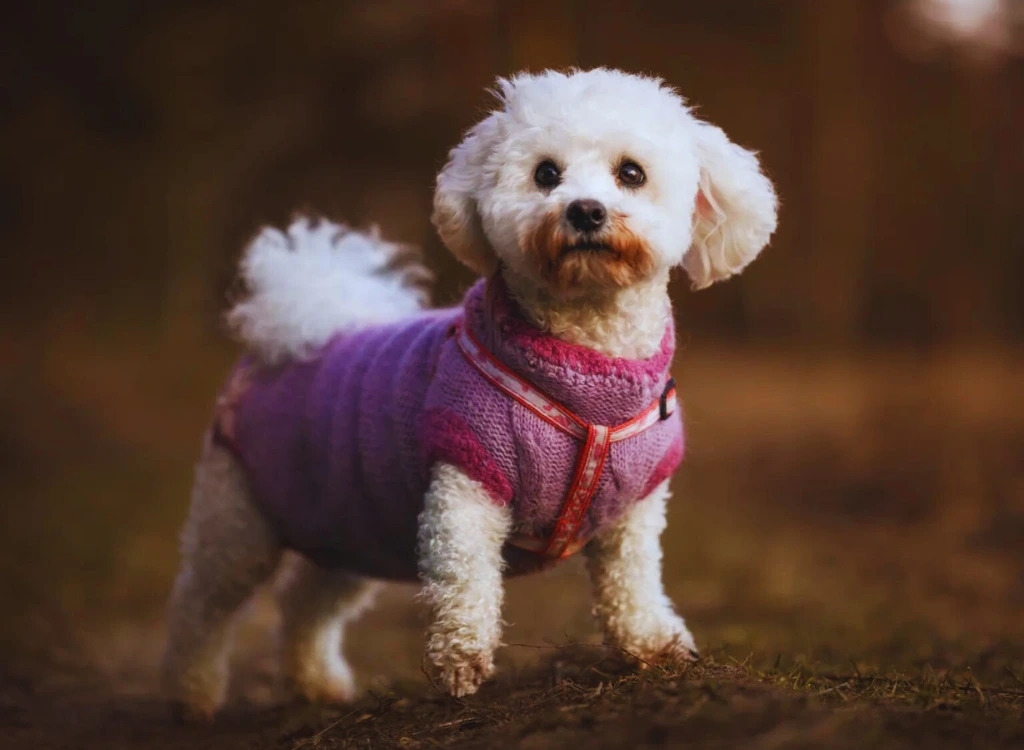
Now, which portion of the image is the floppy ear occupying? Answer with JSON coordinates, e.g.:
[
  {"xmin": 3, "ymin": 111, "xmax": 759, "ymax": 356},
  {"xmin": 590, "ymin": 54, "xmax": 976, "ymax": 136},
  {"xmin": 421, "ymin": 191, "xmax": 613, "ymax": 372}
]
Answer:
[
  {"xmin": 684, "ymin": 122, "xmax": 778, "ymax": 289},
  {"xmin": 431, "ymin": 115, "xmax": 500, "ymax": 276}
]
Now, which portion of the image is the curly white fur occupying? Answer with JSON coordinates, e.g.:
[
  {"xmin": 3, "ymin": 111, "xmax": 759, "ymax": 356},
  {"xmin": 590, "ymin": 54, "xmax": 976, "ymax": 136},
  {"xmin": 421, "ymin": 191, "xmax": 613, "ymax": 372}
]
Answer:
[
  {"xmin": 417, "ymin": 463, "xmax": 512, "ymax": 697},
  {"xmin": 506, "ymin": 270, "xmax": 673, "ymax": 359},
  {"xmin": 227, "ymin": 217, "xmax": 430, "ymax": 364},
  {"xmin": 586, "ymin": 481, "xmax": 697, "ymax": 661}
]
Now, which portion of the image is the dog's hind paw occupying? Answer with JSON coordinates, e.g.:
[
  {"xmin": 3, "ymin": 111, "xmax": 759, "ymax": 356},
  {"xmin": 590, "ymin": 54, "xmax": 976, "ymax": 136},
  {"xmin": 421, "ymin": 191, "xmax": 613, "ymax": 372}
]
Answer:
[
  {"xmin": 645, "ymin": 633, "xmax": 699, "ymax": 666},
  {"xmin": 284, "ymin": 661, "xmax": 357, "ymax": 706}
]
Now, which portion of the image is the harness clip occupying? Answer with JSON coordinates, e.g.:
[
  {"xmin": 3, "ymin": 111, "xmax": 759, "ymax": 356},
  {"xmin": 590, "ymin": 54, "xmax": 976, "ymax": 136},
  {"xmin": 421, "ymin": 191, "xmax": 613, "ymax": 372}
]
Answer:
[{"xmin": 659, "ymin": 377, "xmax": 676, "ymax": 421}]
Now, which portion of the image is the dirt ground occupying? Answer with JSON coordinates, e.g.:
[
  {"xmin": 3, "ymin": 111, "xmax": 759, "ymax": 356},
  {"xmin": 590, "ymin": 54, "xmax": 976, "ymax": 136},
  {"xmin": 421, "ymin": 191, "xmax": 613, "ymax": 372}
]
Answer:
[{"xmin": 1, "ymin": 342, "xmax": 1022, "ymax": 749}]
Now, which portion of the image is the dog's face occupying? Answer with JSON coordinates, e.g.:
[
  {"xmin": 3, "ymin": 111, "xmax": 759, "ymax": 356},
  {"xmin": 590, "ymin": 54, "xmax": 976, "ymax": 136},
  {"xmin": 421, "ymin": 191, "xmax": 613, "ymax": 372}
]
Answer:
[
  {"xmin": 475, "ymin": 85, "xmax": 698, "ymax": 296},
  {"xmin": 433, "ymin": 68, "xmax": 777, "ymax": 296}
]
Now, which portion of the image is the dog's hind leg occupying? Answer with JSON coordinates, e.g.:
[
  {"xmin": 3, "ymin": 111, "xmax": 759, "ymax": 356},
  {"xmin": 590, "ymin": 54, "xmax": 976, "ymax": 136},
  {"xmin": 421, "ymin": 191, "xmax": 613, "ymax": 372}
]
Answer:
[
  {"xmin": 276, "ymin": 556, "xmax": 379, "ymax": 704},
  {"xmin": 162, "ymin": 443, "xmax": 282, "ymax": 721}
]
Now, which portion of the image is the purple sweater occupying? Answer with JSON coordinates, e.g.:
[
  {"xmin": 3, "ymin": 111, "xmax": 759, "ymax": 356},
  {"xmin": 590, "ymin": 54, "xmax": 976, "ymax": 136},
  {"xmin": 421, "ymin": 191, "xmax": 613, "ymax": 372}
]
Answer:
[{"xmin": 213, "ymin": 278, "xmax": 683, "ymax": 581}]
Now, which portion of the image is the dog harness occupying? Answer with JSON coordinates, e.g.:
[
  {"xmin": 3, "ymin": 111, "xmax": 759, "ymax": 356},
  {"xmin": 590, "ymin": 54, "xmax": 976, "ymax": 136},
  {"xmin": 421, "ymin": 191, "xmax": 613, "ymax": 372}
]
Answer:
[{"xmin": 455, "ymin": 324, "xmax": 677, "ymax": 559}]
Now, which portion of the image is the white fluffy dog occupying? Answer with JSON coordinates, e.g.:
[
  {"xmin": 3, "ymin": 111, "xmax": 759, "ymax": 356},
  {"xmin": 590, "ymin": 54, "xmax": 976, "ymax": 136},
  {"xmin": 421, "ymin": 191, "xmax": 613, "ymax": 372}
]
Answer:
[{"xmin": 162, "ymin": 68, "xmax": 777, "ymax": 720}]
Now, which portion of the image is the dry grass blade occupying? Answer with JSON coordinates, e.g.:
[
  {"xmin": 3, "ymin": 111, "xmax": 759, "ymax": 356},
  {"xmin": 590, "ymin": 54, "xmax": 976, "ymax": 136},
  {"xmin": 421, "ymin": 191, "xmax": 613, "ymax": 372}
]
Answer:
[{"xmin": 290, "ymin": 707, "xmax": 362, "ymax": 750}]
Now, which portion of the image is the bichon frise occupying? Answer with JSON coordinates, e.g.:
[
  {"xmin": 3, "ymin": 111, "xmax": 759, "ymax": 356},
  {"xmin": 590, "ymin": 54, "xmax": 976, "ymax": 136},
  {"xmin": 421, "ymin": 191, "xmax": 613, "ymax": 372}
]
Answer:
[{"xmin": 162, "ymin": 67, "xmax": 777, "ymax": 720}]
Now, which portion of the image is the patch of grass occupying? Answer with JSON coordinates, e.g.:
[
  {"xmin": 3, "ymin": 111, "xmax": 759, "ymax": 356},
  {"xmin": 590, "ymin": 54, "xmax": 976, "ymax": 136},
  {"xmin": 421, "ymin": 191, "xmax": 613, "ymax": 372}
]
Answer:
[{"xmin": 287, "ymin": 643, "xmax": 1024, "ymax": 749}]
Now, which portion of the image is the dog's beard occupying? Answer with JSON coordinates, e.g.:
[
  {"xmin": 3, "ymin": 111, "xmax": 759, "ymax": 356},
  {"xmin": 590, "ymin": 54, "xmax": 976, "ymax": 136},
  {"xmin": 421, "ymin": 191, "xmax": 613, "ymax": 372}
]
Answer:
[{"xmin": 524, "ymin": 211, "xmax": 656, "ymax": 294}]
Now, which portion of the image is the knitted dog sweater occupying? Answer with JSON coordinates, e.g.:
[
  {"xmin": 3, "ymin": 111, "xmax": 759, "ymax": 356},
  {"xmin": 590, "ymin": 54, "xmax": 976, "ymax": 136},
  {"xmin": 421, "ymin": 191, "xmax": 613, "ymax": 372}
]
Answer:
[{"xmin": 212, "ymin": 277, "xmax": 684, "ymax": 581}]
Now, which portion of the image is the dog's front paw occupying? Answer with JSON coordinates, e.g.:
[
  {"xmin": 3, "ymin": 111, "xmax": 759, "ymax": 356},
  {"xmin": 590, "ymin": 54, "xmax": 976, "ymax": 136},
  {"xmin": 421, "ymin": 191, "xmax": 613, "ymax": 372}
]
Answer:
[
  {"xmin": 641, "ymin": 631, "xmax": 699, "ymax": 667},
  {"xmin": 612, "ymin": 615, "xmax": 698, "ymax": 667},
  {"xmin": 425, "ymin": 640, "xmax": 495, "ymax": 698}
]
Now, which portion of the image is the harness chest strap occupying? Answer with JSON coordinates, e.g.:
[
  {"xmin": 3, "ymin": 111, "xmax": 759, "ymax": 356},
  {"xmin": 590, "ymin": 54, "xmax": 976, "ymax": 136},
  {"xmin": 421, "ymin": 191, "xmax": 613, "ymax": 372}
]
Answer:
[{"xmin": 455, "ymin": 325, "xmax": 677, "ymax": 560}]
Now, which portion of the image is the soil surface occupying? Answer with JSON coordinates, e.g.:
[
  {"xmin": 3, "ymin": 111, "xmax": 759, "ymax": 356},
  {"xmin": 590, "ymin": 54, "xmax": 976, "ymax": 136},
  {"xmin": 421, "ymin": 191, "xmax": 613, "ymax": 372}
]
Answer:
[{"xmin": 1, "ymin": 347, "xmax": 1022, "ymax": 749}]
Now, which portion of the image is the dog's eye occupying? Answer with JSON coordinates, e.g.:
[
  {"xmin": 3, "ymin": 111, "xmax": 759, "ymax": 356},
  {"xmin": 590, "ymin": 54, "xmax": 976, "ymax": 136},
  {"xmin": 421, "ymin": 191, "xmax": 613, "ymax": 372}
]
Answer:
[
  {"xmin": 617, "ymin": 161, "xmax": 646, "ymax": 187},
  {"xmin": 534, "ymin": 160, "xmax": 562, "ymax": 189}
]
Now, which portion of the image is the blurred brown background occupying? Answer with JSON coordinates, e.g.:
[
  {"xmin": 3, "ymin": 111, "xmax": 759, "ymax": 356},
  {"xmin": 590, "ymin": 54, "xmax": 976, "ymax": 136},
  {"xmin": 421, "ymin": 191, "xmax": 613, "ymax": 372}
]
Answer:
[
  {"xmin": 0, "ymin": 1, "xmax": 1022, "ymax": 745},
  {"xmin": 2, "ymin": 0, "xmax": 1022, "ymax": 349}
]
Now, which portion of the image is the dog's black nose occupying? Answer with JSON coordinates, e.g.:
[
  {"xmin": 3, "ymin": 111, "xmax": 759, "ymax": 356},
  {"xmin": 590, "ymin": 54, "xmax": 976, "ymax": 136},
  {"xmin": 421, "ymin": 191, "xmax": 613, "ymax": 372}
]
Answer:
[{"xmin": 566, "ymin": 200, "xmax": 607, "ymax": 232}]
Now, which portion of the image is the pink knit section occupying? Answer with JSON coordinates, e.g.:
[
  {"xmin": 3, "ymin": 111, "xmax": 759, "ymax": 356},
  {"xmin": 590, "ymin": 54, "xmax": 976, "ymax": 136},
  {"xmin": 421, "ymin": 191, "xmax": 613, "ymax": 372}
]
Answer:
[
  {"xmin": 640, "ymin": 432, "xmax": 685, "ymax": 498},
  {"xmin": 422, "ymin": 406, "xmax": 514, "ymax": 505},
  {"xmin": 482, "ymin": 275, "xmax": 675, "ymax": 382}
]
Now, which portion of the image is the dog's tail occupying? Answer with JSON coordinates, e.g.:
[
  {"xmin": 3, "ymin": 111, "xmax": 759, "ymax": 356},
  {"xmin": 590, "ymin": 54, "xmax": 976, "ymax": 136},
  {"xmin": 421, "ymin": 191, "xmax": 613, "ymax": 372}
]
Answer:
[{"xmin": 226, "ymin": 217, "xmax": 431, "ymax": 363}]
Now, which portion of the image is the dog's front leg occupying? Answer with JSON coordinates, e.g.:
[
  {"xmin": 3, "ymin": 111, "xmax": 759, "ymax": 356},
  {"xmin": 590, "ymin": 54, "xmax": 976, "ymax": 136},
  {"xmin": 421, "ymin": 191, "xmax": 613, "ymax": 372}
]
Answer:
[
  {"xmin": 585, "ymin": 480, "xmax": 697, "ymax": 664},
  {"xmin": 417, "ymin": 462, "xmax": 511, "ymax": 697}
]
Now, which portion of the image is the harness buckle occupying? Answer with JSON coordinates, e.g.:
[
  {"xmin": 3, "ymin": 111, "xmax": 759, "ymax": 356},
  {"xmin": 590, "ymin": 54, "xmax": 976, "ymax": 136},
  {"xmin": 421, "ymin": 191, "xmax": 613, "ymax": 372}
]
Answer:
[{"xmin": 659, "ymin": 377, "xmax": 675, "ymax": 421}]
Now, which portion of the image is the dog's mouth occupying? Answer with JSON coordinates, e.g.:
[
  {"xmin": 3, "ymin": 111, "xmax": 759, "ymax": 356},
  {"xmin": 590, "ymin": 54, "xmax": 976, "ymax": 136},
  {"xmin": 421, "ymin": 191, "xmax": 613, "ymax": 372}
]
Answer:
[{"xmin": 561, "ymin": 238, "xmax": 611, "ymax": 254}]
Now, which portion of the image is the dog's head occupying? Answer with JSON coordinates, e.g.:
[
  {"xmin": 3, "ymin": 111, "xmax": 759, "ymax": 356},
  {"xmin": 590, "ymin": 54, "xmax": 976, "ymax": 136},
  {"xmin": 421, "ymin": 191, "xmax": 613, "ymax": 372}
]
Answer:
[{"xmin": 432, "ymin": 68, "xmax": 777, "ymax": 297}]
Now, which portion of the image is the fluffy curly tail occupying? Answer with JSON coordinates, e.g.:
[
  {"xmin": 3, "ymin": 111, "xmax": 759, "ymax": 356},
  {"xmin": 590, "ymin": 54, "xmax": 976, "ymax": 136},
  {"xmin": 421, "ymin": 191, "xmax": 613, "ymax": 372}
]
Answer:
[{"xmin": 227, "ymin": 217, "xmax": 430, "ymax": 363}]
